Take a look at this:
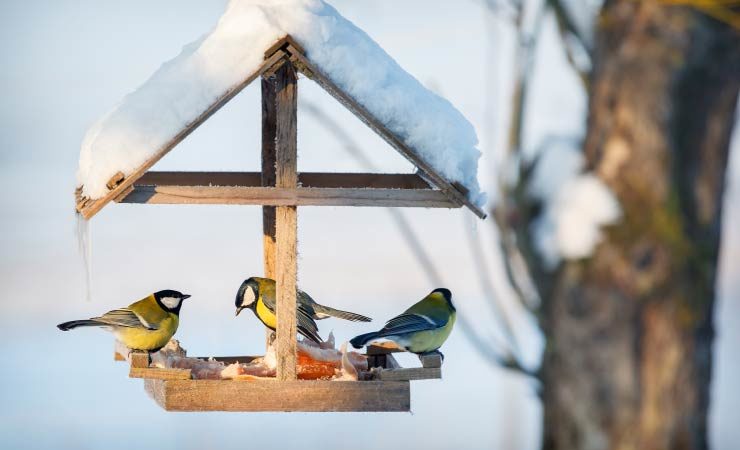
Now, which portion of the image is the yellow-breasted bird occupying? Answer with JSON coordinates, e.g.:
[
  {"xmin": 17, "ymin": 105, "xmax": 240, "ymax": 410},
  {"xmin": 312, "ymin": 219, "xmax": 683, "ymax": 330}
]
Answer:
[
  {"xmin": 57, "ymin": 290, "xmax": 191, "ymax": 352},
  {"xmin": 235, "ymin": 277, "xmax": 372, "ymax": 344},
  {"xmin": 350, "ymin": 288, "xmax": 456, "ymax": 357}
]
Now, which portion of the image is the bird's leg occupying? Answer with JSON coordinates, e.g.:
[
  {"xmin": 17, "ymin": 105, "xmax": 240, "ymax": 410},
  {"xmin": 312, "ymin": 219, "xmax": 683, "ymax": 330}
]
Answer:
[{"xmin": 267, "ymin": 331, "xmax": 277, "ymax": 347}]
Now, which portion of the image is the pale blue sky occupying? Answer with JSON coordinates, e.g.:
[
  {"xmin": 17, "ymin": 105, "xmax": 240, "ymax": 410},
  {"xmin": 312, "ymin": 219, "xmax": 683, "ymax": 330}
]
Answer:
[{"xmin": 0, "ymin": 1, "xmax": 737, "ymax": 449}]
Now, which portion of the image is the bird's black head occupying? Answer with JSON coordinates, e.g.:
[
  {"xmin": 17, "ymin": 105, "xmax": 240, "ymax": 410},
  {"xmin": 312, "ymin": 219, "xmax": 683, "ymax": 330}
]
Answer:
[
  {"xmin": 432, "ymin": 288, "xmax": 455, "ymax": 311},
  {"xmin": 154, "ymin": 289, "xmax": 191, "ymax": 314},
  {"xmin": 235, "ymin": 277, "xmax": 260, "ymax": 317}
]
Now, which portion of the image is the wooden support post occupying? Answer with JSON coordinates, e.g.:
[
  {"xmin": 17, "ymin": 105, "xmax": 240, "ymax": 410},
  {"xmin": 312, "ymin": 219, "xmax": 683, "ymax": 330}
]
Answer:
[
  {"xmin": 263, "ymin": 58, "xmax": 299, "ymax": 381},
  {"xmin": 261, "ymin": 74, "xmax": 277, "ymax": 280},
  {"xmin": 276, "ymin": 206, "xmax": 297, "ymax": 380},
  {"xmin": 261, "ymin": 55, "xmax": 279, "ymax": 348}
]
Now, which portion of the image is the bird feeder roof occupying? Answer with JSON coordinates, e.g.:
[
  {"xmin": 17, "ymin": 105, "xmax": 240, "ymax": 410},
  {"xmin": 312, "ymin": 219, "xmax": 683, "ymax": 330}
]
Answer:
[{"xmin": 74, "ymin": 0, "xmax": 486, "ymax": 219}]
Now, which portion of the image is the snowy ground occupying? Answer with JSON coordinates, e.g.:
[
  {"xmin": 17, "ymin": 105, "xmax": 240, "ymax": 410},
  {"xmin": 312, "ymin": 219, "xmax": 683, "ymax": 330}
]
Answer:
[{"xmin": 0, "ymin": 1, "xmax": 737, "ymax": 449}]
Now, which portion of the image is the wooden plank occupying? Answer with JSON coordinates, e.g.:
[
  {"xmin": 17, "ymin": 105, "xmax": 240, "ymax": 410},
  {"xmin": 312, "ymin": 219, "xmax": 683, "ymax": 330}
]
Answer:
[
  {"xmin": 276, "ymin": 205, "xmax": 297, "ymax": 380},
  {"xmin": 134, "ymin": 172, "xmax": 432, "ymax": 190},
  {"xmin": 285, "ymin": 44, "xmax": 487, "ymax": 219},
  {"xmin": 367, "ymin": 342, "xmax": 405, "ymax": 355},
  {"xmin": 420, "ymin": 353, "xmax": 443, "ymax": 369},
  {"xmin": 129, "ymin": 351, "xmax": 150, "ymax": 369},
  {"xmin": 385, "ymin": 353, "xmax": 401, "ymax": 369},
  {"xmin": 262, "ymin": 68, "xmax": 278, "ymax": 283},
  {"xmin": 118, "ymin": 185, "xmax": 458, "ymax": 207},
  {"xmin": 261, "ymin": 67, "xmax": 278, "ymax": 348},
  {"xmin": 76, "ymin": 49, "xmax": 289, "ymax": 220},
  {"xmin": 130, "ymin": 367, "xmax": 191, "ymax": 380},
  {"xmin": 144, "ymin": 379, "xmax": 410, "ymax": 412},
  {"xmin": 115, "ymin": 340, "xmax": 190, "ymax": 379},
  {"xmin": 269, "ymin": 59, "xmax": 299, "ymax": 382},
  {"xmin": 264, "ymin": 35, "xmax": 305, "ymax": 60},
  {"xmin": 106, "ymin": 171, "xmax": 125, "ymax": 190},
  {"xmin": 118, "ymin": 185, "xmax": 458, "ymax": 208},
  {"xmin": 367, "ymin": 355, "xmax": 384, "ymax": 369},
  {"xmin": 379, "ymin": 367, "xmax": 442, "ymax": 381}
]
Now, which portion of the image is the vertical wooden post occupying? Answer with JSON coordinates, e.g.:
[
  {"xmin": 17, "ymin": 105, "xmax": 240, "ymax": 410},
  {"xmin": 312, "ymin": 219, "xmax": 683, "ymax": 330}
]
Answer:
[
  {"xmin": 261, "ymin": 59, "xmax": 278, "ymax": 349},
  {"xmin": 263, "ymin": 58, "xmax": 299, "ymax": 381},
  {"xmin": 261, "ymin": 76, "xmax": 277, "ymax": 280}
]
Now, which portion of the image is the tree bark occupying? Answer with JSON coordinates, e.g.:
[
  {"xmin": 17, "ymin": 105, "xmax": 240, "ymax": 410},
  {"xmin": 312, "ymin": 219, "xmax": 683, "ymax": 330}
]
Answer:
[{"xmin": 540, "ymin": 2, "xmax": 740, "ymax": 449}]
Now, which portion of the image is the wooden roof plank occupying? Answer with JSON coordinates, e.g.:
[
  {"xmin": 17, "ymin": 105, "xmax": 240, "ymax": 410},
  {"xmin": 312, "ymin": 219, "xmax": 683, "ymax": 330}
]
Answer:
[
  {"xmin": 264, "ymin": 35, "xmax": 305, "ymax": 59},
  {"xmin": 76, "ymin": 49, "xmax": 290, "ymax": 220}
]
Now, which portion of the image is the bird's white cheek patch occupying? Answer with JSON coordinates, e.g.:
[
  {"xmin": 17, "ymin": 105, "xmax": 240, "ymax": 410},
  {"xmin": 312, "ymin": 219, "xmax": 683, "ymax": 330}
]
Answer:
[
  {"xmin": 161, "ymin": 297, "xmax": 181, "ymax": 309},
  {"xmin": 243, "ymin": 287, "xmax": 256, "ymax": 306}
]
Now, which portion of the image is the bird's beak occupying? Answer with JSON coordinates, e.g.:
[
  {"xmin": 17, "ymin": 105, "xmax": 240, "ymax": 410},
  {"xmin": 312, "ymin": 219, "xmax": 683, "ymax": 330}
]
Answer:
[
  {"xmin": 235, "ymin": 307, "xmax": 244, "ymax": 317},
  {"xmin": 182, "ymin": 294, "xmax": 192, "ymax": 300}
]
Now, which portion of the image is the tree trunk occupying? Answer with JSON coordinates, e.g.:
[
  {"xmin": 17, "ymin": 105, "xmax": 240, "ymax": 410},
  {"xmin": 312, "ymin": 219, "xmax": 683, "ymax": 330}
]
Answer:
[{"xmin": 540, "ymin": 2, "xmax": 740, "ymax": 449}]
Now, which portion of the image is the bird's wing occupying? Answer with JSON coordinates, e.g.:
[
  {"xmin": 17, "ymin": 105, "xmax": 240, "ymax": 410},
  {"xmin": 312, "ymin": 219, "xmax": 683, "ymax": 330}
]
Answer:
[
  {"xmin": 93, "ymin": 308, "xmax": 158, "ymax": 330},
  {"xmin": 298, "ymin": 289, "xmax": 317, "ymax": 306},
  {"xmin": 297, "ymin": 306, "xmax": 322, "ymax": 343},
  {"xmin": 380, "ymin": 313, "xmax": 444, "ymax": 335},
  {"xmin": 261, "ymin": 289, "xmax": 322, "ymax": 343},
  {"xmin": 261, "ymin": 290, "xmax": 318, "ymax": 325}
]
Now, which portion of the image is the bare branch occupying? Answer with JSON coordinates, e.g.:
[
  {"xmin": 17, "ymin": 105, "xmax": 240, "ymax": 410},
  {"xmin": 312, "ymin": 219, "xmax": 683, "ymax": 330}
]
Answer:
[
  {"xmin": 457, "ymin": 313, "xmax": 539, "ymax": 378},
  {"xmin": 546, "ymin": 0, "xmax": 592, "ymax": 55},
  {"xmin": 548, "ymin": 0, "xmax": 592, "ymax": 87},
  {"xmin": 463, "ymin": 213, "xmax": 524, "ymax": 355}
]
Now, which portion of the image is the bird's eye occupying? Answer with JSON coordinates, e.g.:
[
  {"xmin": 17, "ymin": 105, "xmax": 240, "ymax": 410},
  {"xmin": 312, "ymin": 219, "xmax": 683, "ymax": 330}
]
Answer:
[{"xmin": 243, "ymin": 286, "xmax": 256, "ymax": 306}]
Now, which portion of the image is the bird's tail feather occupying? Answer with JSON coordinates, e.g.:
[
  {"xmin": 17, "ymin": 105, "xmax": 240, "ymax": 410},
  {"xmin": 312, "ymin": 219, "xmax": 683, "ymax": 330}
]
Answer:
[
  {"xmin": 315, "ymin": 305, "xmax": 372, "ymax": 322},
  {"xmin": 350, "ymin": 332, "xmax": 380, "ymax": 349},
  {"xmin": 57, "ymin": 319, "xmax": 103, "ymax": 331}
]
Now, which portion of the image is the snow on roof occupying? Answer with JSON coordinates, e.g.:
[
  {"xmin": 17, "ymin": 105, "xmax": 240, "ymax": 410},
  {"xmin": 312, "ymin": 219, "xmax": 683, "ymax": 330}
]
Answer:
[{"xmin": 76, "ymin": 0, "xmax": 485, "ymax": 207}]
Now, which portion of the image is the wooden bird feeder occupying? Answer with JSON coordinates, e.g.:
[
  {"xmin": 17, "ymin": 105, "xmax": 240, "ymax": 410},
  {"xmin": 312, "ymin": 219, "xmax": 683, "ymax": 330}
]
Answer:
[{"xmin": 78, "ymin": 36, "xmax": 484, "ymax": 412}]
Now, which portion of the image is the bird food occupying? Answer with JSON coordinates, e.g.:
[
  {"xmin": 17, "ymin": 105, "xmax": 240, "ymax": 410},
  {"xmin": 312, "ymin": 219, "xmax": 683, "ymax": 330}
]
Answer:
[{"xmin": 145, "ymin": 336, "xmax": 366, "ymax": 381}]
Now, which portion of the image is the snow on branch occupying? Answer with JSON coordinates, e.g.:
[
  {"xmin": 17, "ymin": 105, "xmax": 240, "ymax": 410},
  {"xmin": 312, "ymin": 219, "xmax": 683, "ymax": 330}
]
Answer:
[{"xmin": 529, "ymin": 145, "xmax": 621, "ymax": 269}]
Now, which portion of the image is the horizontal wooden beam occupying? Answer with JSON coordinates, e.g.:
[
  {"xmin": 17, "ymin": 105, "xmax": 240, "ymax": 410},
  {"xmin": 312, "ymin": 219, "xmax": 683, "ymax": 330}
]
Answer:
[
  {"xmin": 144, "ymin": 378, "xmax": 410, "ymax": 412},
  {"xmin": 135, "ymin": 171, "xmax": 433, "ymax": 190},
  {"xmin": 117, "ymin": 185, "xmax": 460, "ymax": 208},
  {"xmin": 377, "ymin": 367, "xmax": 442, "ymax": 382},
  {"xmin": 130, "ymin": 366, "xmax": 192, "ymax": 380}
]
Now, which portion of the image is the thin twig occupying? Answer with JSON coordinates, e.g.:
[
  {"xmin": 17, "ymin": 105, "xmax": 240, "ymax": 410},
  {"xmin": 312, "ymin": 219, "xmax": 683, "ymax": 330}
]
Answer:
[
  {"xmin": 546, "ymin": 0, "xmax": 592, "ymax": 55},
  {"xmin": 463, "ymin": 213, "xmax": 524, "ymax": 355},
  {"xmin": 457, "ymin": 313, "xmax": 538, "ymax": 378},
  {"xmin": 490, "ymin": 0, "xmax": 548, "ymax": 316}
]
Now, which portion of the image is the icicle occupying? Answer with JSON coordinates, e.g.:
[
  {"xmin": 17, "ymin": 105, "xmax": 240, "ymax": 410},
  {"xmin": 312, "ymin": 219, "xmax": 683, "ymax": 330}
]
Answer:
[
  {"xmin": 75, "ymin": 213, "xmax": 93, "ymax": 302},
  {"xmin": 465, "ymin": 210, "xmax": 479, "ymax": 234}
]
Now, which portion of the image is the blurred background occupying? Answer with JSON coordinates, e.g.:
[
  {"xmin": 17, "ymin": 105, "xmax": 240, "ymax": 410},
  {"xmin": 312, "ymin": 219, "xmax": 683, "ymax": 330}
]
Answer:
[{"xmin": 0, "ymin": 1, "xmax": 737, "ymax": 449}]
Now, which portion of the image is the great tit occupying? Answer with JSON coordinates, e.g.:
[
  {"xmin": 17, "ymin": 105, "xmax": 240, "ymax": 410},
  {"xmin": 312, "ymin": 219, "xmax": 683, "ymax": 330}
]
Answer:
[
  {"xmin": 350, "ymin": 288, "xmax": 456, "ymax": 356},
  {"xmin": 234, "ymin": 277, "xmax": 372, "ymax": 344},
  {"xmin": 57, "ymin": 290, "xmax": 191, "ymax": 352}
]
